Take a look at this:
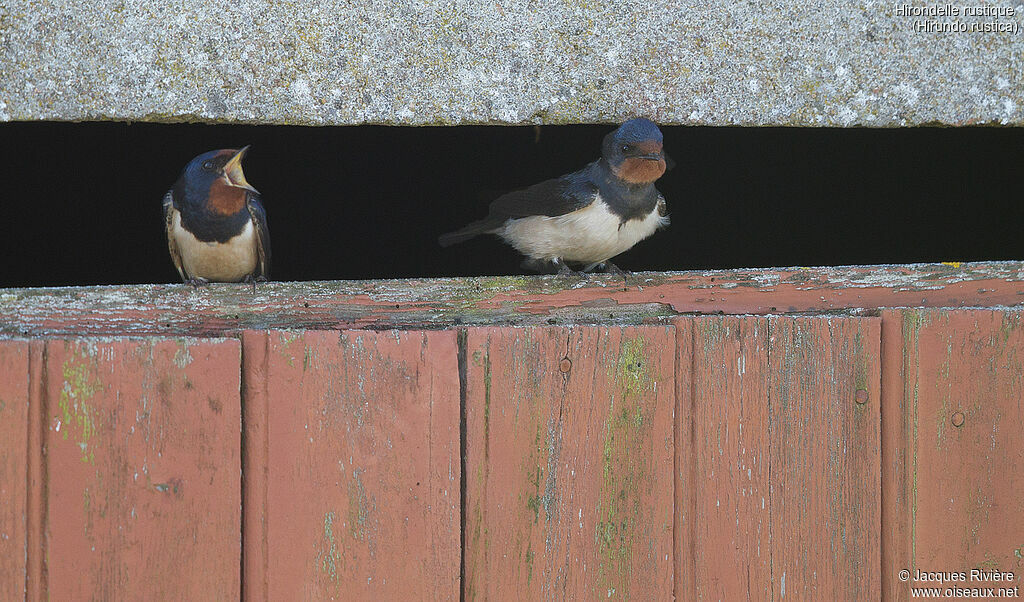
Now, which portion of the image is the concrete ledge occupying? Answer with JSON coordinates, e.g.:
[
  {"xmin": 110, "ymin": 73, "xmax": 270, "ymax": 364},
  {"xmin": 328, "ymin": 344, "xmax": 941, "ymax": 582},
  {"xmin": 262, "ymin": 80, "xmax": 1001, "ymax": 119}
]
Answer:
[{"xmin": 1, "ymin": 1, "xmax": 1022, "ymax": 126}]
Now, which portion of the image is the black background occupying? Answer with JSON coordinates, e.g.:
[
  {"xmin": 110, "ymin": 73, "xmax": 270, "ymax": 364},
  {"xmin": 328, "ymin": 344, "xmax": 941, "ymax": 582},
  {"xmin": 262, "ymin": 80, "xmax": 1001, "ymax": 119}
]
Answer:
[{"xmin": 1, "ymin": 122, "xmax": 1021, "ymax": 288}]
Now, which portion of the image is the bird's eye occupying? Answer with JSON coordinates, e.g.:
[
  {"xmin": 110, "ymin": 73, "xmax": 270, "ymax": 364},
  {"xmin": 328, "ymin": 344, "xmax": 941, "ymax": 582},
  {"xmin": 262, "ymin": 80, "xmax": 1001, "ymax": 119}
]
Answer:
[
  {"xmin": 202, "ymin": 160, "xmax": 214, "ymax": 170},
  {"xmin": 621, "ymin": 144, "xmax": 631, "ymax": 153}
]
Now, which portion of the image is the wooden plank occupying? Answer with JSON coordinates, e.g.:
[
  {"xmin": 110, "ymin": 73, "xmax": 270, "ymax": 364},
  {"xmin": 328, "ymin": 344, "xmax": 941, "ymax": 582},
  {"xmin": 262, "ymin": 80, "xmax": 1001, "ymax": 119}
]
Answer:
[
  {"xmin": 674, "ymin": 318, "xmax": 696, "ymax": 600},
  {"xmin": 1, "ymin": 261, "xmax": 1023, "ymax": 336},
  {"xmin": 463, "ymin": 326, "xmax": 675, "ymax": 600},
  {"xmin": 681, "ymin": 316, "xmax": 772, "ymax": 600},
  {"xmin": 881, "ymin": 309, "xmax": 913, "ymax": 602},
  {"xmin": 42, "ymin": 338, "xmax": 241, "ymax": 600},
  {"xmin": 678, "ymin": 316, "xmax": 880, "ymax": 598},
  {"xmin": 0, "ymin": 340, "xmax": 29, "ymax": 601},
  {"xmin": 246, "ymin": 330, "xmax": 460, "ymax": 601},
  {"xmin": 26, "ymin": 341, "xmax": 44, "ymax": 602},
  {"xmin": 887, "ymin": 309, "xmax": 1024, "ymax": 597},
  {"xmin": 767, "ymin": 316, "xmax": 881, "ymax": 600},
  {"xmin": 241, "ymin": 330, "xmax": 271, "ymax": 602}
]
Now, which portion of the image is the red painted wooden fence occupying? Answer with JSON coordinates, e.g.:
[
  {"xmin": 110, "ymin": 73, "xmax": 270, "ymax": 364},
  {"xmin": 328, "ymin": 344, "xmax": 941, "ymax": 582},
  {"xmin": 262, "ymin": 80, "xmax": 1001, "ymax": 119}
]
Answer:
[
  {"xmin": 1, "ymin": 262, "xmax": 1023, "ymax": 600},
  {"xmin": 3, "ymin": 339, "xmax": 242, "ymax": 601},
  {"xmin": 241, "ymin": 330, "xmax": 460, "ymax": 600},
  {"xmin": 677, "ymin": 316, "xmax": 881, "ymax": 600},
  {"xmin": 463, "ymin": 326, "xmax": 675, "ymax": 600},
  {"xmin": 0, "ymin": 341, "xmax": 29, "ymax": 602},
  {"xmin": 881, "ymin": 309, "xmax": 1024, "ymax": 602}
]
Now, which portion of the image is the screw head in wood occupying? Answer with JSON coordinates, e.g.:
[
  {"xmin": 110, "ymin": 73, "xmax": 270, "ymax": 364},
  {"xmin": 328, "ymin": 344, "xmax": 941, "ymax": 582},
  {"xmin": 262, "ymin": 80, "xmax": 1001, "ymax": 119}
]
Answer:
[
  {"xmin": 559, "ymin": 357, "xmax": 572, "ymax": 373},
  {"xmin": 952, "ymin": 411, "xmax": 965, "ymax": 427},
  {"xmin": 855, "ymin": 389, "xmax": 869, "ymax": 404}
]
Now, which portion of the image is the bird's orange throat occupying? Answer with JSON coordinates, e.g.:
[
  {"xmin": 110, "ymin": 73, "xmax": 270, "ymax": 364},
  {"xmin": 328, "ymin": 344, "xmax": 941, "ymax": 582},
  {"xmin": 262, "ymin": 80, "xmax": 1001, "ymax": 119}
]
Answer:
[
  {"xmin": 208, "ymin": 178, "xmax": 248, "ymax": 215},
  {"xmin": 616, "ymin": 157, "xmax": 667, "ymax": 184}
]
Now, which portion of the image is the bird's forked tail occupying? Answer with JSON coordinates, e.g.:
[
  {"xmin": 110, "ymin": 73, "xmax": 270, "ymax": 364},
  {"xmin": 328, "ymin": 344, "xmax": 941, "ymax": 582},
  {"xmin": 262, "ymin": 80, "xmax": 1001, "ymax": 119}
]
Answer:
[{"xmin": 438, "ymin": 221, "xmax": 492, "ymax": 248}]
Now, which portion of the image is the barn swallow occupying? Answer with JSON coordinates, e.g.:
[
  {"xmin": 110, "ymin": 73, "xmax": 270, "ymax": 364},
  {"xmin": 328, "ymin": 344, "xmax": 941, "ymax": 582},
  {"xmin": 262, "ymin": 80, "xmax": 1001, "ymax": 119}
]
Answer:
[
  {"xmin": 439, "ymin": 118, "xmax": 669, "ymax": 275},
  {"xmin": 163, "ymin": 147, "xmax": 271, "ymax": 287}
]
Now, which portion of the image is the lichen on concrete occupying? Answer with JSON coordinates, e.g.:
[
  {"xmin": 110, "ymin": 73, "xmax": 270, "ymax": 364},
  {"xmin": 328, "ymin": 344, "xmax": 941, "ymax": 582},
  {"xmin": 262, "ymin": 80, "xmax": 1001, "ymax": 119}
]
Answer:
[{"xmin": 0, "ymin": 1, "xmax": 1021, "ymax": 126}]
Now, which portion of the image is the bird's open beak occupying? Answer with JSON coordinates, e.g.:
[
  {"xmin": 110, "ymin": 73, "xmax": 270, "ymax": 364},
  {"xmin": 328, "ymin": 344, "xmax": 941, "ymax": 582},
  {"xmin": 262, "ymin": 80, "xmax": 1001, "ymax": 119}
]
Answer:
[{"xmin": 223, "ymin": 146, "xmax": 258, "ymax": 193}]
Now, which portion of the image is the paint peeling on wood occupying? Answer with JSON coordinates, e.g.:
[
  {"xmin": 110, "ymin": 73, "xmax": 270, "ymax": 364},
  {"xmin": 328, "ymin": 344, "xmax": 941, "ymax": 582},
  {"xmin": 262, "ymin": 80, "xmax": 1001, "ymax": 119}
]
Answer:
[
  {"xmin": 2, "ymin": 266, "xmax": 1023, "ymax": 599},
  {"xmin": 317, "ymin": 510, "xmax": 341, "ymax": 584},
  {"xmin": 463, "ymin": 326, "xmax": 674, "ymax": 600},
  {"xmin": 884, "ymin": 309, "xmax": 1024, "ymax": 600},
  {"xmin": 241, "ymin": 330, "xmax": 460, "ymax": 601},
  {"xmin": 768, "ymin": 317, "xmax": 882, "ymax": 600},
  {"xmin": 41, "ymin": 337, "xmax": 241, "ymax": 600},
  {"xmin": 675, "ymin": 316, "xmax": 881, "ymax": 599},
  {"xmin": 1, "ymin": 261, "xmax": 1022, "ymax": 336},
  {"xmin": 882, "ymin": 309, "xmax": 913, "ymax": 602},
  {"xmin": 56, "ymin": 351, "xmax": 103, "ymax": 464},
  {"xmin": 0, "ymin": 340, "xmax": 29, "ymax": 601},
  {"xmin": 679, "ymin": 316, "xmax": 772, "ymax": 600}
]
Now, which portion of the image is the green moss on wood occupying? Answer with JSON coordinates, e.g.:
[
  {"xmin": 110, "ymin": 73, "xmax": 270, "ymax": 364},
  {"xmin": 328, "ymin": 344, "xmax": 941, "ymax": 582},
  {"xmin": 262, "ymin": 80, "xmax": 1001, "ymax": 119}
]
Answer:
[
  {"xmin": 594, "ymin": 335, "xmax": 658, "ymax": 598},
  {"xmin": 59, "ymin": 349, "xmax": 103, "ymax": 464}
]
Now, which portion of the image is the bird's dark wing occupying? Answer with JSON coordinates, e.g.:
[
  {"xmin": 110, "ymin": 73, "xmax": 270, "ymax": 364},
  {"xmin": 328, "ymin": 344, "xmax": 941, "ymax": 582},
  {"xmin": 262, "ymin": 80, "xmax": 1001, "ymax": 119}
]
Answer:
[
  {"xmin": 247, "ymin": 193, "xmax": 271, "ymax": 279},
  {"xmin": 486, "ymin": 166, "xmax": 598, "ymax": 221},
  {"xmin": 162, "ymin": 190, "xmax": 187, "ymax": 282},
  {"xmin": 438, "ymin": 163, "xmax": 599, "ymax": 248}
]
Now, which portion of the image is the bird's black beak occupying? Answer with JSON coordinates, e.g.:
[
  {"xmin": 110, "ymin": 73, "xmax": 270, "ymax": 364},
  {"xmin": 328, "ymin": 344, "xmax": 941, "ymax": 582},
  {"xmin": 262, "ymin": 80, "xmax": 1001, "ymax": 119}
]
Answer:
[
  {"xmin": 223, "ymin": 146, "xmax": 258, "ymax": 193},
  {"xmin": 633, "ymin": 140, "xmax": 665, "ymax": 162}
]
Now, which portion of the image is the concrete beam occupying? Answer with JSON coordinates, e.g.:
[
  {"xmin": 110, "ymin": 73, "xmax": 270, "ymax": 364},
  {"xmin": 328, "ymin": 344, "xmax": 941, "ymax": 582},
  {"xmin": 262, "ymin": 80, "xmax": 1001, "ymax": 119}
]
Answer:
[{"xmin": 1, "ymin": 1, "xmax": 1021, "ymax": 126}]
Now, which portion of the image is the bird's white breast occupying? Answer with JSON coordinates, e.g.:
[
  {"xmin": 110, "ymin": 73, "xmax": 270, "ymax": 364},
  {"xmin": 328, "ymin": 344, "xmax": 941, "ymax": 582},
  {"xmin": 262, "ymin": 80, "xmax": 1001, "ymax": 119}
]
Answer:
[
  {"xmin": 497, "ymin": 195, "xmax": 668, "ymax": 264},
  {"xmin": 171, "ymin": 210, "xmax": 258, "ymax": 282}
]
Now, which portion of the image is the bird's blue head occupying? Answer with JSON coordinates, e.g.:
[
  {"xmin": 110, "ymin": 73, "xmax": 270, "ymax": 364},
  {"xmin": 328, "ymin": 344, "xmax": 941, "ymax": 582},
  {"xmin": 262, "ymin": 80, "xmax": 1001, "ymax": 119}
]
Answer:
[
  {"xmin": 601, "ymin": 118, "xmax": 666, "ymax": 185},
  {"xmin": 175, "ymin": 147, "xmax": 257, "ymax": 215}
]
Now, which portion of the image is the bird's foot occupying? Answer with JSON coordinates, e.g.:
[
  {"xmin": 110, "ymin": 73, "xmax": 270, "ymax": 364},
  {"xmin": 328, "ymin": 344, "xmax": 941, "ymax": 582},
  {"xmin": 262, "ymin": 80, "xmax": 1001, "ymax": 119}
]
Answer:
[
  {"xmin": 586, "ymin": 261, "xmax": 629, "ymax": 286},
  {"xmin": 552, "ymin": 258, "xmax": 587, "ymax": 278},
  {"xmin": 521, "ymin": 258, "xmax": 578, "ymax": 276},
  {"xmin": 242, "ymin": 274, "xmax": 268, "ymax": 293},
  {"xmin": 185, "ymin": 277, "xmax": 210, "ymax": 288},
  {"xmin": 596, "ymin": 262, "xmax": 627, "ymax": 276},
  {"xmin": 522, "ymin": 258, "xmax": 588, "ymax": 278}
]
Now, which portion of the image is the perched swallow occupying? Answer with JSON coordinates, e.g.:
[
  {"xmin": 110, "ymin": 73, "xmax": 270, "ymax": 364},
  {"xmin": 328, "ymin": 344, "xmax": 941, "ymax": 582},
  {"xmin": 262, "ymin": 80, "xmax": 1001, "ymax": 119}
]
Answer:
[
  {"xmin": 439, "ymin": 118, "xmax": 669, "ymax": 275},
  {"xmin": 163, "ymin": 147, "xmax": 271, "ymax": 286}
]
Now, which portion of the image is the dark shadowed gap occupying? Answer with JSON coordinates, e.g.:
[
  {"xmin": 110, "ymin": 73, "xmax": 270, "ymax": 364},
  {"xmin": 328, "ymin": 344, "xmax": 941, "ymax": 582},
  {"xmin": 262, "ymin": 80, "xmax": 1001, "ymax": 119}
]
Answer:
[{"xmin": 1, "ymin": 122, "xmax": 1021, "ymax": 287}]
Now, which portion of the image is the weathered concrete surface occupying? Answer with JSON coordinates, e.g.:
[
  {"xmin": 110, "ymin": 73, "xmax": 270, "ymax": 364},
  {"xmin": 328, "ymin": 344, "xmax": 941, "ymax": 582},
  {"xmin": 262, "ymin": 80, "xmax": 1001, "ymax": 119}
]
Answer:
[{"xmin": 1, "ymin": 1, "xmax": 1022, "ymax": 126}]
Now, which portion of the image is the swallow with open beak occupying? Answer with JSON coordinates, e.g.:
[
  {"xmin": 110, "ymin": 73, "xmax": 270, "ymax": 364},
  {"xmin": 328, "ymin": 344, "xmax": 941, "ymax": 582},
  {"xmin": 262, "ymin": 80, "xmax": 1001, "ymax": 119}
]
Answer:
[
  {"xmin": 439, "ymin": 118, "xmax": 669, "ymax": 275},
  {"xmin": 163, "ymin": 147, "xmax": 271, "ymax": 286}
]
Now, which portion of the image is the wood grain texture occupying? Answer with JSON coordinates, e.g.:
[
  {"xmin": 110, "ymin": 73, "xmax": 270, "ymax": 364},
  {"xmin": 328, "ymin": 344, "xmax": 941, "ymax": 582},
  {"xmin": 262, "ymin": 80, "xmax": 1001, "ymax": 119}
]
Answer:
[
  {"xmin": 26, "ymin": 341, "xmax": 44, "ymax": 602},
  {"xmin": 674, "ymin": 318, "xmax": 695, "ymax": 600},
  {"xmin": 881, "ymin": 309, "xmax": 913, "ymax": 602},
  {"xmin": 768, "ymin": 316, "xmax": 881, "ymax": 600},
  {"xmin": 42, "ymin": 338, "xmax": 242, "ymax": 600},
  {"xmin": 246, "ymin": 330, "xmax": 460, "ymax": 601},
  {"xmin": 0, "ymin": 340, "xmax": 29, "ymax": 601},
  {"xmin": 677, "ymin": 316, "xmax": 880, "ymax": 599},
  {"xmin": 1, "ymin": 261, "xmax": 1022, "ymax": 336},
  {"xmin": 885, "ymin": 309, "xmax": 1024, "ymax": 598},
  {"xmin": 241, "ymin": 330, "xmax": 271, "ymax": 602},
  {"xmin": 463, "ymin": 326, "xmax": 675, "ymax": 601},
  {"xmin": 683, "ymin": 316, "xmax": 772, "ymax": 600}
]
